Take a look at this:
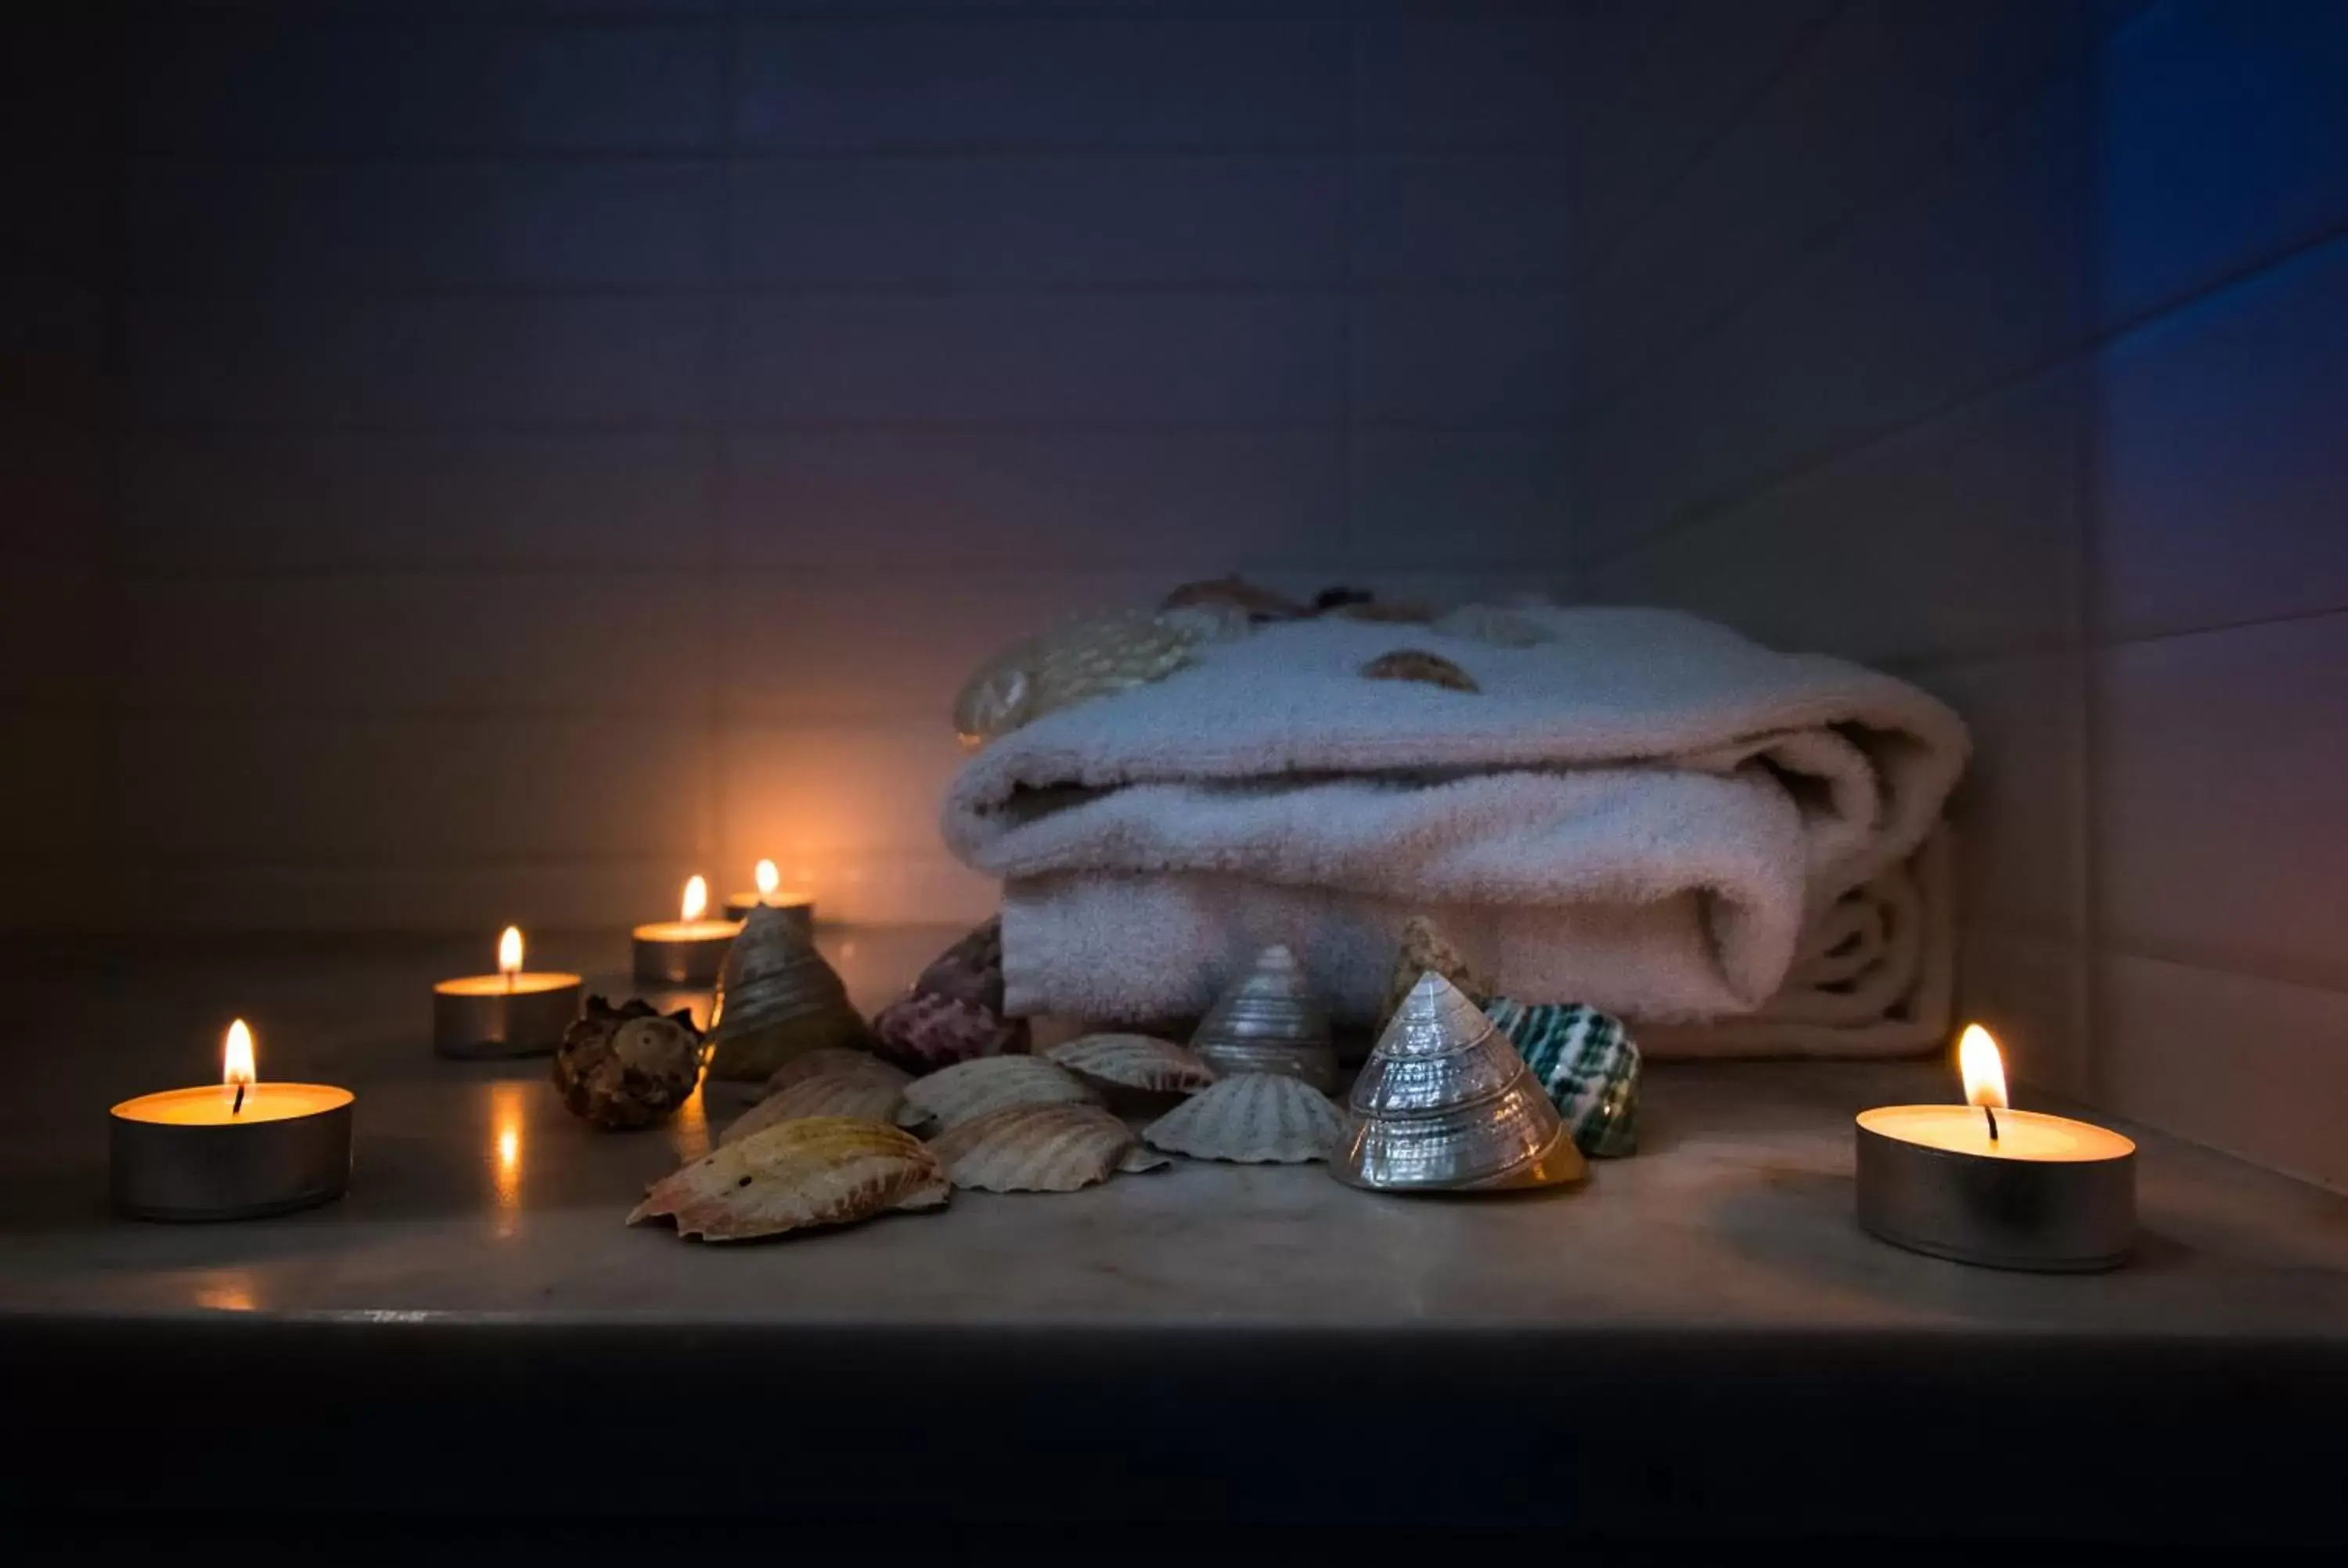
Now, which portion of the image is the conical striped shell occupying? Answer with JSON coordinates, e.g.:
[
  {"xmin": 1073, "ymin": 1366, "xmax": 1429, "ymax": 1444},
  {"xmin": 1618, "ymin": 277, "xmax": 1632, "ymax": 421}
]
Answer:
[
  {"xmin": 1143, "ymin": 1072, "xmax": 1345, "ymax": 1163},
  {"xmin": 722, "ymin": 1070, "xmax": 907, "ymax": 1146},
  {"xmin": 1190, "ymin": 944, "xmax": 1336, "ymax": 1091},
  {"xmin": 926, "ymin": 1102, "xmax": 1140, "ymax": 1193},
  {"xmin": 1044, "ymin": 1033, "xmax": 1217, "ymax": 1095},
  {"xmin": 627, "ymin": 1117, "xmax": 948, "ymax": 1242},
  {"xmin": 899, "ymin": 1054, "xmax": 1097, "ymax": 1130}
]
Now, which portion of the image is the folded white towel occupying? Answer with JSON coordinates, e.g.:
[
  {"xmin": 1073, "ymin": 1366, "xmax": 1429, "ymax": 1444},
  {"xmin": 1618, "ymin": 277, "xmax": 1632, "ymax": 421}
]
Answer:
[{"xmin": 947, "ymin": 606, "xmax": 1968, "ymax": 1023}]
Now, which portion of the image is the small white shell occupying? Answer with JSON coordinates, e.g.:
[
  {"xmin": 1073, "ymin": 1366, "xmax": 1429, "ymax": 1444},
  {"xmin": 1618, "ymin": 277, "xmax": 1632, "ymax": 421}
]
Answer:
[
  {"xmin": 722, "ymin": 1070, "xmax": 906, "ymax": 1147},
  {"xmin": 899, "ymin": 1054, "xmax": 1097, "ymax": 1130},
  {"xmin": 1143, "ymin": 1072, "xmax": 1346, "ymax": 1164},
  {"xmin": 1043, "ymin": 1033, "xmax": 1217, "ymax": 1095},
  {"xmin": 926, "ymin": 1102, "xmax": 1140, "ymax": 1193}
]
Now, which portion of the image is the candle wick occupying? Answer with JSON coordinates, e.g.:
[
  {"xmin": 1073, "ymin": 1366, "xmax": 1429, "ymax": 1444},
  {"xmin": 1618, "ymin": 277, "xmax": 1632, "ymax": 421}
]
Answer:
[
  {"xmin": 232, "ymin": 1081, "xmax": 246, "ymax": 1117},
  {"xmin": 1982, "ymin": 1103, "xmax": 1999, "ymax": 1142}
]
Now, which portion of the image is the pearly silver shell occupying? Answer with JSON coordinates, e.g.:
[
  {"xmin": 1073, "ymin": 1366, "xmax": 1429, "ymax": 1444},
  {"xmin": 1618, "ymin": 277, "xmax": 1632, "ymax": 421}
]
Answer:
[
  {"xmin": 1143, "ymin": 1072, "xmax": 1345, "ymax": 1164},
  {"xmin": 1189, "ymin": 944, "xmax": 1337, "ymax": 1091}
]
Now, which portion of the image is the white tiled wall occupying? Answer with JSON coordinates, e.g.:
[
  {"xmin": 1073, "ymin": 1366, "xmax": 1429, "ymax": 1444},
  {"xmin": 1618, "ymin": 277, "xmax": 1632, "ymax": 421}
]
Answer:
[{"xmin": 1582, "ymin": 0, "xmax": 2348, "ymax": 1190}]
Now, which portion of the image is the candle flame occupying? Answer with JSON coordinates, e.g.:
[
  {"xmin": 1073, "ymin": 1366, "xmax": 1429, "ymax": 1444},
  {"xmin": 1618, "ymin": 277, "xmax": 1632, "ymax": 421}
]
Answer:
[
  {"xmin": 681, "ymin": 875, "xmax": 708, "ymax": 922},
  {"xmin": 223, "ymin": 1018, "xmax": 257, "ymax": 1088},
  {"xmin": 498, "ymin": 925, "xmax": 524, "ymax": 977},
  {"xmin": 754, "ymin": 858, "xmax": 780, "ymax": 898},
  {"xmin": 1958, "ymin": 1023, "xmax": 2008, "ymax": 1110}
]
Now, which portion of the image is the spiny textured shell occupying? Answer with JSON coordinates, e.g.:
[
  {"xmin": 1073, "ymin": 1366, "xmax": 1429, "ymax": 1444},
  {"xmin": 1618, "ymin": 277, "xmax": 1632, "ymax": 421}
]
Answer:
[
  {"xmin": 1143, "ymin": 1073, "xmax": 1345, "ymax": 1164},
  {"xmin": 926, "ymin": 1102, "xmax": 1140, "ymax": 1193},
  {"xmin": 871, "ymin": 989, "xmax": 1026, "ymax": 1074},
  {"xmin": 721, "ymin": 1070, "xmax": 907, "ymax": 1147},
  {"xmin": 1359, "ymin": 648, "xmax": 1479, "ymax": 692},
  {"xmin": 899, "ymin": 1055, "xmax": 1097, "ymax": 1130},
  {"xmin": 551, "ymin": 997, "xmax": 704, "ymax": 1131},
  {"xmin": 1381, "ymin": 917, "xmax": 1495, "ymax": 1030},
  {"xmin": 1044, "ymin": 1033, "xmax": 1218, "ymax": 1095},
  {"xmin": 953, "ymin": 607, "xmax": 1204, "ymax": 744},
  {"xmin": 911, "ymin": 917, "xmax": 1007, "ymax": 1012},
  {"xmin": 765, "ymin": 1047, "xmax": 909, "ymax": 1096},
  {"xmin": 628, "ymin": 1117, "xmax": 949, "ymax": 1243}
]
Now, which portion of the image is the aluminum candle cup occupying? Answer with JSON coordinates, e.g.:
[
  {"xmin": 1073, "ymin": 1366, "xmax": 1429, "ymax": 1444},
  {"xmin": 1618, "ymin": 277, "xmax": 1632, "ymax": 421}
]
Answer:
[
  {"xmin": 110, "ymin": 1081, "xmax": 354, "ymax": 1221},
  {"xmin": 721, "ymin": 893, "xmax": 813, "ymax": 930},
  {"xmin": 635, "ymin": 876, "xmax": 740, "ymax": 986},
  {"xmin": 432, "ymin": 973, "xmax": 582, "ymax": 1059},
  {"xmin": 1855, "ymin": 1106, "xmax": 2136, "ymax": 1271}
]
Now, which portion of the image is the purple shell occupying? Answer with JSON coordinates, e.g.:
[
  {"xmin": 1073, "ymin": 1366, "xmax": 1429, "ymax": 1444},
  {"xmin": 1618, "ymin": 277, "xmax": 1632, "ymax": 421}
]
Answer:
[
  {"xmin": 871, "ymin": 990, "xmax": 1025, "ymax": 1074},
  {"xmin": 911, "ymin": 918, "xmax": 1007, "ymax": 1013}
]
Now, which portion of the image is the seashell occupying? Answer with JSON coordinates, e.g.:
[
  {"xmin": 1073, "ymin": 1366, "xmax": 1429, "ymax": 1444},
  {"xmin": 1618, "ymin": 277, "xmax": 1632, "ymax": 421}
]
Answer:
[
  {"xmin": 1118, "ymin": 1144, "xmax": 1173, "ymax": 1174},
  {"xmin": 765, "ymin": 1047, "xmax": 909, "ymax": 1097},
  {"xmin": 1327, "ymin": 599, "xmax": 1435, "ymax": 624},
  {"xmin": 1486, "ymin": 998, "xmax": 1641, "ymax": 1159},
  {"xmin": 1381, "ymin": 915, "xmax": 1495, "ymax": 1030},
  {"xmin": 1044, "ymin": 1032, "xmax": 1217, "ymax": 1096},
  {"xmin": 1190, "ymin": 944, "xmax": 1337, "ymax": 1091},
  {"xmin": 1360, "ymin": 649, "xmax": 1479, "ymax": 693},
  {"xmin": 1161, "ymin": 575, "xmax": 1308, "ymax": 624},
  {"xmin": 899, "ymin": 1054, "xmax": 1097, "ymax": 1131},
  {"xmin": 1143, "ymin": 1072, "xmax": 1345, "ymax": 1164},
  {"xmin": 953, "ymin": 607, "xmax": 1205, "ymax": 746},
  {"xmin": 926, "ymin": 1102, "xmax": 1141, "ymax": 1193},
  {"xmin": 551, "ymin": 995, "xmax": 704, "ymax": 1131},
  {"xmin": 722, "ymin": 1069, "xmax": 907, "ymax": 1147},
  {"xmin": 1335, "ymin": 973, "xmax": 1585, "ymax": 1194},
  {"xmin": 1431, "ymin": 603, "xmax": 1555, "ymax": 649},
  {"xmin": 909, "ymin": 916, "xmax": 1008, "ymax": 1012},
  {"xmin": 628, "ymin": 1117, "xmax": 949, "ymax": 1243},
  {"xmin": 705, "ymin": 903, "xmax": 867, "ymax": 1081},
  {"xmin": 870, "ymin": 989, "xmax": 1027, "ymax": 1074}
]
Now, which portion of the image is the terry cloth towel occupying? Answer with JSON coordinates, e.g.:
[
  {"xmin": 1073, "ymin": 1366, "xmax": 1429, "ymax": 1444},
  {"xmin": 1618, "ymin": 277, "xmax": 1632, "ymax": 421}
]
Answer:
[{"xmin": 945, "ymin": 606, "xmax": 1969, "ymax": 1025}]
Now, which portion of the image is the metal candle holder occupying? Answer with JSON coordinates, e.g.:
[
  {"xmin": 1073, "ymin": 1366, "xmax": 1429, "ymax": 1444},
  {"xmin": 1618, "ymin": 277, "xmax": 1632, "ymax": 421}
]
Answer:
[{"xmin": 110, "ymin": 1087, "xmax": 354, "ymax": 1221}]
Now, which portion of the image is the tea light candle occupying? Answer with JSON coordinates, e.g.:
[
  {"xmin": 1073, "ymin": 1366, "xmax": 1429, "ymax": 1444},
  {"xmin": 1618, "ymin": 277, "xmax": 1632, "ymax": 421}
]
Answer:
[
  {"xmin": 633, "ymin": 875, "xmax": 740, "ymax": 985},
  {"xmin": 432, "ymin": 926, "xmax": 582, "ymax": 1059},
  {"xmin": 110, "ymin": 1020, "xmax": 354, "ymax": 1221},
  {"xmin": 1856, "ymin": 1025, "xmax": 2136, "ymax": 1271},
  {"xmin": 723, "ymin": 858, "xmax": 816, "ymax": 932}
]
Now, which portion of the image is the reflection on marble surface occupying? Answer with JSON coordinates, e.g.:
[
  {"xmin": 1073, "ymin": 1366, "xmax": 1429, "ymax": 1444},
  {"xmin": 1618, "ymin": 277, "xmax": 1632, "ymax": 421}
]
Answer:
[{"xmin": 3, "ymin": 927, "xmax": 2347, "ymax": 1336}]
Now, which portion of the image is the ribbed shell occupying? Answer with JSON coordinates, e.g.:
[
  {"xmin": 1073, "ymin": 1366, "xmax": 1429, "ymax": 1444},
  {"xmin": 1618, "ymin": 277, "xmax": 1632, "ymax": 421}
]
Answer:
[
  {"xmin": 899, "ymin": 1055, "xmax": 1097, "ymax": 1130},
  {"xmin": 722, "ymin": 1070, "xmax": 907, "ymax": 1147},
  {"xmin": 627, "ymin": 1117, "xmax": 949, "ymax": 1242},
  {"xmin": 953, "ymin": 607, "xmax": 1204, "ymax": 744},
  {"xmin": 926, "ymin": 1102, "xmax": 1140, "ymax": 1193},
  {"xmin": 1044, "ymin": 1033, "xmax": 1217, "ymax": 1095},
  {"xmin": 1143, "ymin": 1072, "xmax": 1345, "ymax": 1164},
  {"xmin": 765, "ymin": 1047, "xmax": 909, "ymax": 1096}
]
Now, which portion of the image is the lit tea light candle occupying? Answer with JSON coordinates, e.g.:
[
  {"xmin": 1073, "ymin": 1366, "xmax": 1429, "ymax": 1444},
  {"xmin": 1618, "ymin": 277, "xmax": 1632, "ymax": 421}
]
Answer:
[
  {"xmin": 632, "ymin": 874, "xmax": 740, "ymax": 986},
  {"xmin": 1856, "ymin": 1024, "xmax": 2137, "ymax": 1271},
  {"xmin": 723, "ymin": 858, "xmax": 816, "ymax": 930},
  {"xmin": 432, "ymin": 926, "xmax": 582, "ymax": 1059},
  {"xmin": 110, "ymin": 1019, "xmax": 355, "ymax": 1221}
]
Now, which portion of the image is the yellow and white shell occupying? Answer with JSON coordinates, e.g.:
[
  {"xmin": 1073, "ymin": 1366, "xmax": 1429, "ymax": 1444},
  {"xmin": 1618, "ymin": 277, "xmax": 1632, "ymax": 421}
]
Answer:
[
  {"xmin": 899, "ymin": 1054, "xmax": 1097, "ymax": 1131},
  {"xmin": 628, "ymin": 1117, "xmax": 949, "ymax": 1242},
  {"xmin": 952, "ymin": 608, "xmax": 1205, "ymax": 746}
]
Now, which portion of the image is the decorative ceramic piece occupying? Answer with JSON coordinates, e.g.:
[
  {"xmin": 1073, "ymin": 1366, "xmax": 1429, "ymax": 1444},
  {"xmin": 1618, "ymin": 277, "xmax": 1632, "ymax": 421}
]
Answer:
[
  {"xmin": 1190, "ymin": 944, "xmax": 1337, "ymax": 1091},
  {"xmin": 1485, "ymin": 998, "xmax": 1641, "ymax": 1159},
  {"xmin": 1359, "ymin": 649, "xmax": 1479, "ymax": 693},
  {"xmin": 705, "ymin": 903, "xmax": 867, "ymax": 1082},
  {"xmin": 871, "ymin": 990, "xmax": 1026, "ymax": 1074},
  {"xmin": 1043, "ymin": 1033, "xmax": 1217, "ymax": 1097},
  {"xmin": 1431, "ymin": 603, "xmax": 1555, "ymax": 649},
  {"xmin": 765, "ymin": 1048, "xmax": 909, "ymax": 1097},
  {"xmin": 1336, "ymin": 973, "xmax": 1584, "ymax": 1193},
  {"xmin": 722, "ymin": 1070, "xmax": 908, "ymax": 1148},
  {"xmin": 926, "ymin": 1102, "xmax": 1142, "ymax": 1193},
  {"xmin": 1143, "ymin": 1072, "xmax": 1345, "ymax": 1164},
  {"xmin": 550, "ymin": 996, "xmax": 704, "ymax": 1131},
  {"xmin": 910, "ymin": 917, "xmax": 1008, "ymax": 1012},
  {"xmin": 1380, "ymin": 915, "xmax": 1495, "ymax": 1030},
  {"xmin": 1161, "ymin": 575, "xmax": 1308, "ymax": 624},
  {"xmin": 953, "ymin": 607, "xmax": 1206, "ymax": 745},
  {"xmin": 628, "ymin": 1117, "xmax": 949, "ymax": 1243},
  {"xmin": 899, "ymin": 1055, "xmax": 1097, "ymax": 1131}
]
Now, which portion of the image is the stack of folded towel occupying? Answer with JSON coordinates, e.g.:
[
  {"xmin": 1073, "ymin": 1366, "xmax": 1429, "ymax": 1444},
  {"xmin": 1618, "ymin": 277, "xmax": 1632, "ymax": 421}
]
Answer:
[{"xmin": 942, "ymin": 604, "xmax": 1969, "ymax": 1056}]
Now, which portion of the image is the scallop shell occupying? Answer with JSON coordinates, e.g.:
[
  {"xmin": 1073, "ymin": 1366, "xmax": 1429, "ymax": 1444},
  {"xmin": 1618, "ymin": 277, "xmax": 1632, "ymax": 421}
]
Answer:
[
  {"xmin": 628, "ymin": 1117, "xmax": 949, "ymax": 1243},
  {"xmin": 899, "ymin": 1054, "xmax": 1097, "ymax": 1131},
  {"xmin": 1190, "ymin": 944, "xmax": 1337, "ymax": 1091},
  {"xmin": 1043, "ymin": 1033, "xmax": 1217, "ymax": 1096},
  {"xmin": 765, "ymin": 1047, "xmax": 909, "ymax": 1096},
  {"xmin": 953, "ymin": 607, "xmax": 1205, "ymax": 745},
  {"xmin": 1143, "ymin": 1072, "xmax": 1345, "ymax": 1164},
  {"xmin": 926, "ymin": 1102, "xmax": 1141, "ymax": 1193},
  {"xmin": 1360, "ymin": 649, "xmax": 1479, "ymax": 692},
  {"xmin": 722, "ymin": 1070, "xmax": 907, "ymax": 1147}
]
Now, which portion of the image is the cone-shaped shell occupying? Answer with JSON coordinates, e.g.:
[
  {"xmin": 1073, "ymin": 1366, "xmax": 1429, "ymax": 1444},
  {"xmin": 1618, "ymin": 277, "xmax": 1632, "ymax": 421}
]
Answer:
[
  {"xmin": 628, "ymin": 1117, "xmax": 948, "ymax": 1242},
  {"xmin": 1334, "ymin": 973, "xmax": 1584, "ymax": 1192},
  {"xmin": 1189, "ymin": 944, "xmax": 1336, "ymax": 1091},
  {"xmin": 927, "ymin": 1102, "xmax": 1140, "ymax": 1193},
  {"xmin": 722, "ymin": 1069, "xmax": 907, "ymax": 1146},
  {"xmin": 1143, "ymin": 1072, "xmax": 1345, "ymax": 1164},
  {"xmin": 899, "ymin": 1054, "xmax": 1097, "ymax": 1131},
  {"xmin": 706, "ymin": 903, "xmax": 866, "ymax": 1081},
  {"xmin": 1044, "ymin": 1033, "xmax": 1217, "ymax": 1096}
]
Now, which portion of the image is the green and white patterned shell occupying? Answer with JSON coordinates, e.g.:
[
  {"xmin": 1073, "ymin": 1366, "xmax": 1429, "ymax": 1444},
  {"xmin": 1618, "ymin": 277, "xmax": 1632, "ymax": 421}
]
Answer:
[{"xmin": 1483, "ymin": 998, "xmax": 1641, "ymax": 1159}]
